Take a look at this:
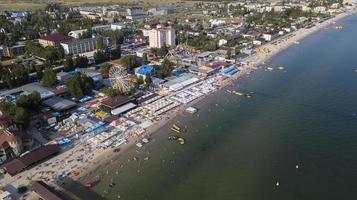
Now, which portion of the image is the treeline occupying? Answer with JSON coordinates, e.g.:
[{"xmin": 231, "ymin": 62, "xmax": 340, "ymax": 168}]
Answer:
[
  {"xmin": 26, "ymin": 41, "xmax": 64, "ymax": 64},
  {"xmin": 187, "ymin": 34, "xmax": 218, "ymax": 51},
  {"xmin": 246, "ymin": 8, "xmax": 317, "ymax": 29},
  {"xmin": 0, "ymin": 91, "xmax": 41, "ymax": 128}
]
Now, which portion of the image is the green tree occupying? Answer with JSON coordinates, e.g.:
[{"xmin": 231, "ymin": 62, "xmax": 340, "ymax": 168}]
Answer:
[
  {"xmin": 16, "ymin": 92, "xmax": 41, "ymax": 112},
  {"xmin": 42, "ymin": 67, "xmax": 57, "ymax": 87},
  {"xmin": 97, "ymin": 36, "xmax": 105, "ymax": 50},
  {"xmin": 119, "ymin": 55, "xmax": 140, "ymax": 72},
  {"xmin": 226, "ymin": 48, "xmax": 232, "ymax": 59},
  {"xmin": 142, "ymin": 53, "xmax": 149, "ymax": 64},
  {"xmin": 64, "ymin": 56, "xmax": 74, "ymax": 72},
  {"xmin": 65, "ymin": 76, "xmax": 83, "ymax": 99},
  {"xmin": 160, "ymin": 44, "xmax": 169, "ymax": 56},
  {"xmin": 74, "ymin": 56, "xmax": 88, "ymax": 68},
  {"xmin": 0, "ymin": 100, "xmax": 16, "ymax": 116},
  {"xmin": 160, "ymin": 59, "xmax": 174, "ymax": 78},
  {"xmin": 100, "ymin": 63, "xmax": 112, "ymax": 79},
  {"xmin": 28, "ymin": 91, "xmax": 41, "ymax": 112},
  {"xmin": 110, "ymin": 45, "xmax": 121, "ymax": 60},
  {"xmin": 65, "ymin": 74, "xmax": 94, "ymax": 99},
  {"xmin": 94, "ymin": 50, "xmax": 107, "ymax": 64},
  {"xmin": 13, "ymin": 107, "xmax": 30, "ymax": 128},
  {"xmin": 99, "ymin": 87, "xmax": 118, "ymax": 97}
]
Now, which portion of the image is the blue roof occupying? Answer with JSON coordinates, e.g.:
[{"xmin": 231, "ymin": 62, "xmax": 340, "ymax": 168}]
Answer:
[
  {"xmin": 138, "ymin": 65, "xmax": 154, "ymax": 75},
  {"xmin": 173, "ymin": 70, "xmax": 184, "ymax": 77}
]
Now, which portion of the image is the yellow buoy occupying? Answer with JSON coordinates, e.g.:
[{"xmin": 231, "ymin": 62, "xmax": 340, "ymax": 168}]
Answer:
[
  {"xmin": 178, "ymin": 138, "xmax": 185, "ymax": 145},
  {"xmin": 295, "ymin": 164, "xmax": 299, "ymax": 169},
  {"xmin": 276, "ymin": 181, "xmax": 280, "ymax": 187}
]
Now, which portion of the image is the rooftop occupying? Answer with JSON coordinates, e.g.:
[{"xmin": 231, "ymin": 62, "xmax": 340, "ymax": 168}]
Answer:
[
  {"xmin": 101, "ymin": 95, "xmax": 133, "ymax": 109},
  {"xmin": 0, "ymin": 82, "xmax": 55, "ymax": 100},
  {"xmin": 137, "ymin": 65, "xmax": 154, "ymax": 75},
  {"xmin": 2, "ymin": 144, "xmax": 60, "ymax": 176},
  {"xmin": 43, "ymin": 96, "xmax": 77, "ymax": 111},
  {"xmin": 39, "ymin": 34, "xmax": 73, "ymax": 42},
  {"xmin": 32, "ymin": 181, "xmax": 63, "ymax": 200}
]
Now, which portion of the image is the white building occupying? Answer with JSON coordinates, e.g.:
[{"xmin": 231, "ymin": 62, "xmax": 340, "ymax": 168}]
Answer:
[
  {"xmin": 218, "ymin": 39, "xmax": 228, "ymax": 47},
  {"xmin": 262, "ymin": 33, "xmax": 272, "ymax": 41},
  {"xmin": 61, "ymin": 38, "xmax": 98, "ymax": 55},
  {"xmin": 253, "ymin": 40, "xmax": 262, "ymax": 45},
  {"xmin": 209, "ymin": 19, "xmax": 226, "ymax": 28},
  {"xmin": 92, "ymin": 23, "xmax": 126, "ymax": 32},
  {"xmin": 111, "ymin": 23, "xmax": 125, "ymax": 30},
  {"xmin": 68, "ymin": 29, "xmax": 88, "ymax": 39},
  {"xmin": 149, "ymin": 26, "xmax": 176, "ymax": 48},
  {"xmin": 313, "ymin": 6, "xmax": 327, "ymax": 13}
]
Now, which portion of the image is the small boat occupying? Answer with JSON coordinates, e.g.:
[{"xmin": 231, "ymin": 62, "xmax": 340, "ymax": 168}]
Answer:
[
  {"xmin": 185, "ymin": 107, "xmax": 197, "ymax": 114},
  {"xmin": 294, "ymin": 41, "xmax": 300, "ymax": 45},
  {"xmin": 276, "ymin": 181, "xmax": 280, "ymax": 187},
  {"xmin": 267, "ymin": 67, "xmax": 273, "ymax": 71},
  {"xmin": 226, "ymin": 90, "xmax": 232, "ymax": 93},
  {"xmin": 142, "ymin": 138, "xmax": 149, "ymax": 143},
  {"xmin": 171, "ymin": 127, "xmax": 180, "ymax": 134},
  {"xmin": 277, "ymin": 65, "xmax": 285, "ymax": 70},
  {"xmin": 335, "ymin": 25, "xmax": 343, "ymax": 30},
  {"xmin": 85, "ymin": 182, "xmax": 94, "ymax": 189},
  {"xmin": 136, "ymin": 143, "xmax": 143, "ymax": 148},
  {"xmin": 177, "ymin": 137, "xmax": 185, "ymax": 145},
  {"xmin": 245, "ymin": 94, "xmax": 252, "ymax": 98},
  {"xmin": 232, "ymin": 91, "xmax": 243, "ymax": 96}
]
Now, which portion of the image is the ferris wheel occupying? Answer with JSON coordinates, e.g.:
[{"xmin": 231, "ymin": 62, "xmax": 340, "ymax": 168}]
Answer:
[{"xmin": 108, "ymin": 65, "xmax": 132, "ymax": 94}]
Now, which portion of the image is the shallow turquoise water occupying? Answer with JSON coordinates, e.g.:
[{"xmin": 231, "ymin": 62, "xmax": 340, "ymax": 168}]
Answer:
[{"xmin": 68, "ymin": 15, "xmax": 357, "ymax": 200}]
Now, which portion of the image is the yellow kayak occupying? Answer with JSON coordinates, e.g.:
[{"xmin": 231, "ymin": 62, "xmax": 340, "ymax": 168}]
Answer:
[
  {"xmin": 171, "ymin": 128, "xmax": 180, "ymax": 134},
  {"xmin": 173, "ymin": 124, "xmax": 181, "ymax": 131},
  {"xmin": 178, "ymin": 138, "xmax": 185, "ymax": 145}
]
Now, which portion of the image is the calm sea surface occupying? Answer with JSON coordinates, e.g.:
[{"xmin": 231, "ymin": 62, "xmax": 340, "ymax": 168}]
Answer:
[{"xmin": 67, "ymin": 15, "xmax": 357, "ymax": 200}]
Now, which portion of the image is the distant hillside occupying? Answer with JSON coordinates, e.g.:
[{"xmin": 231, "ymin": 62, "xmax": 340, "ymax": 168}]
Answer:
[{"xmin": 0, "ymin": 0, "xmax": 187, "ymax": 11}]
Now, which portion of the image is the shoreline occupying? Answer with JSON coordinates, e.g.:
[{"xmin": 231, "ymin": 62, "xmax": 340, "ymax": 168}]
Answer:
[{"xmin": 64, "ymin": 10, "xmax": 355, "ymax": 188}]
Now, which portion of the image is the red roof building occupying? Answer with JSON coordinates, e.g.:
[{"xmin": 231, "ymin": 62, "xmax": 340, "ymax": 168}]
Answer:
[{"xmin": 38, "ymin": 34, "xmax": 73, "ymax": 47}]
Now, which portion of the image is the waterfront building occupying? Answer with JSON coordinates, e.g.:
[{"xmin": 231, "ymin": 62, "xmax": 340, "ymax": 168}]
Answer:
[
  {"xmin": 61, "ymin": 38, "xmax": 98, "ymax": 55},
  {"xmin": 149, "ymin": 26, "xmax": 176, "ymax": 48},
  {"xmin": 262, "ymin": 33, "xmax": 273, "ymax": 41}
]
